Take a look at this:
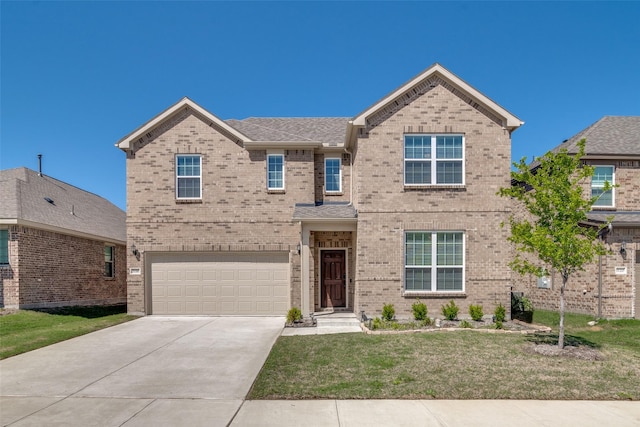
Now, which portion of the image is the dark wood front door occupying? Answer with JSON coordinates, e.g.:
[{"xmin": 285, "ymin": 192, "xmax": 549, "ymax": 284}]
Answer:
[{"xmin": 321, "ymin": 250, "xmax": 346, "ymax": 308}]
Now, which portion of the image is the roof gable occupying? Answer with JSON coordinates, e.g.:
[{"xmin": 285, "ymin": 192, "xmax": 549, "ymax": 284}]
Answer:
[
  {"xmin": 350, "ymin": 63, "xmax": 523, "ymax": 132},
  {"xmin": 116, "ymin": 97, "xmax": 251, "ymax": 152},
  {"xmin": 0, "ymin": 168, "xmax": 125, "ymax": 243}
]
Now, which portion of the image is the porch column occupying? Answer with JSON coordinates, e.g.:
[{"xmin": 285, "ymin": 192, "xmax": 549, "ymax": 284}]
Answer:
[{"xmin": 301, "ymin": 224, "xmax": 311, "ymax": 318}]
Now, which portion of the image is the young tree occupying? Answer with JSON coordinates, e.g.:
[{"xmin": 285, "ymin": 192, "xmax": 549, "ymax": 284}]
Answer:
[{"xmin": 499, "ymin": 139, "xmax": 610, "ymax": 349}]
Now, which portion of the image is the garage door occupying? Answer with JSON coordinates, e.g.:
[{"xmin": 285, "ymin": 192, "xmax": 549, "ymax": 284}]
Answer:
[{"xmin": 150, "ymin": 252, "xmax": 289, "ymax": 315}]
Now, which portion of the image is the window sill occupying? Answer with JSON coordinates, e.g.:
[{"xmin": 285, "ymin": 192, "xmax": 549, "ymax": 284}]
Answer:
[
  {"xmin": 402, "ymin": 291, "xmax": 466, "ymax": 298},
  {"xmin": 324, "ymin": 192, "xmax": 344, "ymax": 196},
  {"xmin": 267, "ymin": 189, "xmax": 286, "ymax": 194},
  {"xmin": 591, "ymin": 206, "xmax": 615, "ymax": 210},
  {"xmin": 403, "ymin": 185, "xmax": 466, "ymax": 192},
  {"xmin": 176, "ymin": 199, "xmax": 203, "ymax": 204}
]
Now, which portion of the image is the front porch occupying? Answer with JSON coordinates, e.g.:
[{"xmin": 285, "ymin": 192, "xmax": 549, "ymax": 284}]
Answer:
[{"xmin": 294, "ymin": 202, "xmax": 357, "ymax": 317}]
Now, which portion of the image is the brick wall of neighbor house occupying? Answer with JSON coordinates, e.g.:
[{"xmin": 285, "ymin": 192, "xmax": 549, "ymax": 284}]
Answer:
[
  {"xmin": 353, "ymin": 84, "xmax": 513, "ymax": 318},
  {"xmin": 125, "ymin": 111, "xmax": 309, "ymax": 314},
  {"xmin": 516, "ymin": 229, "xmax": 639, "ymax": 318},
  {"xmin": 1, "ymin": 226, "xmax": 126, "ymax": 309},
  {"xmin": 0, "ymin": 228, "xmax": 19, "ymax": 307}
]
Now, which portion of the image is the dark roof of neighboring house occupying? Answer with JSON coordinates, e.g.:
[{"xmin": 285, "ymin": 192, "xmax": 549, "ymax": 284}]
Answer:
[
  {"xmin": 292, "ymin": 202, "xmax": 357, "ymax": 221},
  {"xmin": 587, "ymin": 211, "xmax": 640, "ymax": 226},
  {"xmin": 0, "ymin": 167, "xmax": 126, "ymax": 243},
  {"xmin": 225, "ymin": 117, "xmax": 349, "ymax": 146},
  {"xmin": 550, "ymin": 116, "xmax": 640, "ymax": 157}
]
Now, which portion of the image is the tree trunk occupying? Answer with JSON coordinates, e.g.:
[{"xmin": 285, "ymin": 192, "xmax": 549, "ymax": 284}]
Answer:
[{"xmin": 558, "ymin": 275, "xmax": 567, "ymax": 349}]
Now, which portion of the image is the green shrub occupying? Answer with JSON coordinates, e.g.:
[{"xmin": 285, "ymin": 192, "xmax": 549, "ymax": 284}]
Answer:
[
  {"xmin": 372, "ymin": 317, "xmax": 382, "ymax": 330},
  {"xmin": 441, "ymin": 300, "xmax": 460, "ymax": 320},
  {"xmin": 381, "ymin": 303, "xmax": 395, "ymax": 321},
  {"xmin": 495, "ymin": 320, "xmax": 503, "ymax": 329},
  {"xmin": 420, "ymin": 318, "xmax": 432, "ymax": 327},
  {"xmin": 286, "ymin": 307, "xmax": 302, "ymax": 324},
  {"xmin": 494, "ymin": 303, "xmax": 506, "ymax": 323},
  {"xmin": 469, "ymin": 304, "xmax": 484, "ymax": 321},
  {"xmin": 412, "ymin": 300, "xmax": 428, "ymax": 321},
  {"xmin": 460, "ymin": 320, "xmax": 472, "ymax": 328}
]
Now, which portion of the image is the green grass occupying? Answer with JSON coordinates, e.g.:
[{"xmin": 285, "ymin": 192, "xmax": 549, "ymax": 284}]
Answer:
[
  {"xmin": 249, "ymin": 310, "xmax": 640, "ymax": 400},
  {"xmin": 0, "ymin": 305, "xmax": 138, "ymax": 359}
]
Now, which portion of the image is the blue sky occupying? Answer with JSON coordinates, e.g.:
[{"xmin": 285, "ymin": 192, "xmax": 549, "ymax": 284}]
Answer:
[{"xmin": 2, "ymin": 1, "xmax": 639, "ymax": 211}]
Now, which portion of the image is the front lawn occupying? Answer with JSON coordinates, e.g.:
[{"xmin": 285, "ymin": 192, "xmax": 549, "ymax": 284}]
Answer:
[
  {"xmin": 0, "ymin": 305, "xmax": 138, "ymax": 359},
  {"xmin": 249, "ymin": 310, "xmax": 640, "ymax": 400}
]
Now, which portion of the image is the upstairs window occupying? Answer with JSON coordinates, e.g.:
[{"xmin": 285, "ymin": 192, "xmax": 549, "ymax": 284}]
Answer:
[
  {"xmin": 404, "ymin": 135, "xmax": 464, "ymax": 186},
  {"xmin": 176, "ymin": 155, "xmax": 202, "ymax": 199},
  {"xmin": 591, "ymin": 166, "xmax": 614, "ymax": 207},
  {"xmin": 325, "ymin": 157, "xmax": 342, "ymax": 193},
  {"xmin": 267, "ymin": 154, "xmax": 285, "ymax": 190},
  {"xmin": 405, "ymin": 231, "xmax": 464, "ymax": 292},
  {"xmin": 104, "ymin": 245, "xmax": 115, "ymax": 278},
  {"xmin": 0, "ymin": 230, "xmax": 8, "ymax": 265}
]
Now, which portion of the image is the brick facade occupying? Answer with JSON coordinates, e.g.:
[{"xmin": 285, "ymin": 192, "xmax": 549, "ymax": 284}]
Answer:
[
  {"xmin": 119, "ymin": 65, "xmax": 525, "ymax": 318},
  {"xmin": 0, "ymin": 225, "xmax": 126, "ymax": 309},
  {"xmin": 352, "ymin": 85, "xmax": 513, "ymax": 317}
]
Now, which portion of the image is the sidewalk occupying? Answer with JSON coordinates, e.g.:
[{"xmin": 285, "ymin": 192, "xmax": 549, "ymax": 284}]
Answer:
[{"xmin": 231, "ymin": 399, "xmax": 640, "ymax": 426}]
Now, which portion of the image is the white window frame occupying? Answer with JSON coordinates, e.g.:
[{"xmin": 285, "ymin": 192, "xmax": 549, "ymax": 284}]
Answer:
[
  {"xmin": 591, "ymin": 165, "xmax": 615, "ymax": 208},
  {"xmin": 324, "ymin": 157, "xmax": 342, "ymax": 193},
  {"xmin": 404, "ymin": 231, "xmax": 465, "ymax": 293},
  {"xmin": 404, "ymin": 135, "xmax": 465, "ymax": 186},
  {"xmin": 267, "ymin": 153, "xmax": 285, "ymax": 190},
  {"xmin": 175, "ymin": 154, "xmax": 202, "ymax": 200},
  {"xmin": 104, "ymin": 245, "xmax": 115, "ymax": 278}
]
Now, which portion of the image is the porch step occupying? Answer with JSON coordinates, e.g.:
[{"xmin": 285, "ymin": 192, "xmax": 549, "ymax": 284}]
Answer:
[{"xmin": 315, "ymin": 313, "xmax": 362, "ymax": 329}]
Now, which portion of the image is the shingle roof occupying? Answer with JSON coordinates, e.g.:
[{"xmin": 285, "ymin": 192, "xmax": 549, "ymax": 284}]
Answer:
[
  {"xmin": 225, "ymin": 117, "xmax": 349, "ymax": 146},
  {"xmin": 0, "ymin": 168, "xmax": 126, "ymax": 243},
  {"xmin": 292, "ymin": 202, "xmax": 357, "ymax": 220},
  {"xmin": 551, "ymin": 116, "xmax": 640, "ymax": 156},
  {"xmin": 587, "ymin": 211, "xmax": 640, "ymax": 226}
]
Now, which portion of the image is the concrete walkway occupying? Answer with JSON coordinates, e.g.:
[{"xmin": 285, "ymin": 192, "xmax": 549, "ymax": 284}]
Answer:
[
  {"xmin": 232, "ymin": 400, "xmax": 640, "ymax": 426},
  {"xmin": 2, "ymin": 316, "xmax": 639, "ymax": 426}
]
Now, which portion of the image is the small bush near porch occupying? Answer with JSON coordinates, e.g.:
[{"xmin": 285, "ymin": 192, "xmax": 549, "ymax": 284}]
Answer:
[{"xmin": 249, "ymin": 310, "xmax": 640, "ymax": 400}]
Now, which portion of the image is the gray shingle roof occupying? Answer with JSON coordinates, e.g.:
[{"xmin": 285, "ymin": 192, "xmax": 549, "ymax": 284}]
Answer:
[
  {"xmin": 0, "ymin": 168, "xmax": 126, "ymax": 243},
  {"xmin": 225, "ymin": 117, "xmax": 349, "ymax": 146},
  {"xmin": 587, "ymin": 211, "xmax": 640, "ymax": 226},
  {"xmin": 292, "ymin": 202, "xmax": 357, "ymax": 220},
  {"xmin": 551, "ymin": 116, "xmax": 640, "ymax": 156}
]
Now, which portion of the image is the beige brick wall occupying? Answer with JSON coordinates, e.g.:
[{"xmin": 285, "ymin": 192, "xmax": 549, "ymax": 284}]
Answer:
[
  {"xmin": 314, "ymin": 153, "xmax": 352, "ymax": 203},
  {"xmin": 1, "ymin": 225, "xmax": 126, "ymax": 309},
  {"xmin": 352, "ymin": 85, "xmax": 513, "ymax": 318},
  {"xmin": 125, "ymin": 112, "xmax": 309, "ymax": 313}
]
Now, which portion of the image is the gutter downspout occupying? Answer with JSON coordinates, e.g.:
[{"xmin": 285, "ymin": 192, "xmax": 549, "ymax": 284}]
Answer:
[{"xmin": 598, "ymin": 254, "xmax": 602, "ymax": 319}]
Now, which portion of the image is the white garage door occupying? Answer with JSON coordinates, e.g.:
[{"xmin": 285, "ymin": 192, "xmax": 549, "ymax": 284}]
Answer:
[{"xmin": 150, "ymin": 252, "xmax": 289, "ymax": 315}]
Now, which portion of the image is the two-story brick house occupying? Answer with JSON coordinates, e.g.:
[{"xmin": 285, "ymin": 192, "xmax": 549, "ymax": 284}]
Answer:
[
  {"xmin": 515, "ymin": 116, "xmax": 640, "ymax": 319},
  {"xmin": 116, "ymin": 63, "xmax": 523, "ymax": 317}
]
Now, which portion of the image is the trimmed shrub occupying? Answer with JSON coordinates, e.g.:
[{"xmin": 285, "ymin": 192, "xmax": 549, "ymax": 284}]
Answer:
[
  {"xmin": 460, "ymin": 320, "xmax": 472, "ymax": 328},
  {"xmin": 469, "ymin": 304, "xmax": 484, "ymax": 321},
  {"xmin": 286, "ymin": 307, "xmax": 302, "ymax": 324},
  {"xmin": 412, "ymin": 300, "xmax": 428, "ymax": 321},
  {"xmin": 494, "ymin": 303, "xmax": 506, "ymax": 323},
  {"xmin": 381, "ymin": 303, "xmax": 395, "ymax": 321},
  {"xmin": 441, "ymin": 300, "xmax": 460, "ymax": 320}
]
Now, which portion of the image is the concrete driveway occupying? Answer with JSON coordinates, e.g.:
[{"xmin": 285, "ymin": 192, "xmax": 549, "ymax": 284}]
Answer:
[{"xmin": 0, "ymin": 316, "xmax": 283, "ymax": 426}]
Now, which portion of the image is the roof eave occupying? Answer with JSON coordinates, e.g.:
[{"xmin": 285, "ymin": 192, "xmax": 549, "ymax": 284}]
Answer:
[
  {"xmin": 0, "ymin": 218, "xmax": 126, "ymax": 245},
  {"xmin": 293, "ymin": 217, "xmax": 358, "ymax": 223},
  {"xmin": 243, "ymin": 141, "xmax": 323, "ymax": 150}
]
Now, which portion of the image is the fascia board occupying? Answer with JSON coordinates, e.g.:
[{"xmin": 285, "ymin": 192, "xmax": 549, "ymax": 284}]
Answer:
[
  {"xmin": 0, "ymin": 218, "xmax": 126, "ymax": 245},
  {"xmin": 243, "ymin": 141, "xmax": 323, "ymax": 150},
  {"xmin": 351, "ymin": 64, "xmax": 523, "ymax": 130}
]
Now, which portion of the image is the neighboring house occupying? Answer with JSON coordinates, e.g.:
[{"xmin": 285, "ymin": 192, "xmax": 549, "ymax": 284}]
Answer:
[
  {"xmin": 116, "ymin": 63, "xmax": 523, "ymax": 317},
  {"xmin": 515, "ymin": 116, "xmax": 640, "ymax": 319},
  {"xmin": 0, "ymin": 167, "xmax": 126, "ymax": 309}
]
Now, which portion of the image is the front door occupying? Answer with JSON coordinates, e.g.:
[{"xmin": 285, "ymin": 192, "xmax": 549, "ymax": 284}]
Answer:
[{"xmin": 321, "ymin": 250, "xmax": 346, "ymax": 308}]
